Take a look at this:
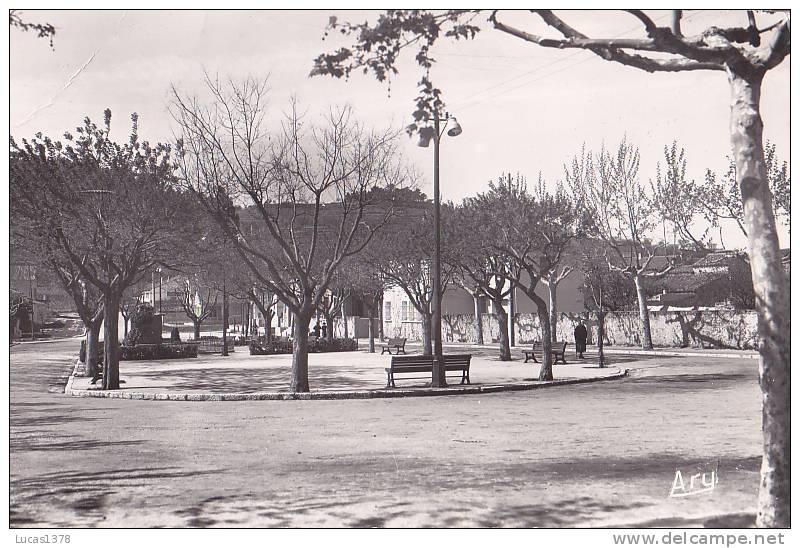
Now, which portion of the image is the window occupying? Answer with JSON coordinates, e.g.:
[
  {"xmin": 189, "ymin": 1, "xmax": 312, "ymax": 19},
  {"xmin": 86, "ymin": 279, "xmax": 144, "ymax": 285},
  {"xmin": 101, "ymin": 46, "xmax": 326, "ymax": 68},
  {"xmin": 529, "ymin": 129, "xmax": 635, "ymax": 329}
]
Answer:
[
  {"xmin": 384, "ymin": 301, "xmax": 392, "ymax": 321},
  {"xmin": 401, "ymin": 301, "xmax": 422, "ymax": 322}
]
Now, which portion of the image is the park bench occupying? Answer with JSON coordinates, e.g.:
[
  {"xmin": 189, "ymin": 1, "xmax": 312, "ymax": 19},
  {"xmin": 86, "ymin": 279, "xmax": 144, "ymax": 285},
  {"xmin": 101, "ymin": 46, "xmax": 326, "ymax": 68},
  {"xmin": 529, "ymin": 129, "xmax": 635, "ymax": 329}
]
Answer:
[
  {"xmin": 523, "ymin": 340, "xmax": 568, "ymax": 364},
  {"xmin": 380, "ymin": 337, "xmax": 407, "ymax": 355},
  {"xmin": 385, "ymin": 354, "xmax": 472, "ymax": 388}
]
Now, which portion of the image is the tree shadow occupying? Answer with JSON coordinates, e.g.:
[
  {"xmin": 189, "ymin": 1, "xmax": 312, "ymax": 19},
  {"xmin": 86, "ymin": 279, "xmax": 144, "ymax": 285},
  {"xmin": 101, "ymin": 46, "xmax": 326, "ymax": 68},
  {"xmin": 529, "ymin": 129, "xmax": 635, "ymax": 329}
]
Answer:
[
  {"xmin": 130, "ymin": 365, "xmax": 381, "ymax": 392},
  {"xmin": 11, "ymin": 437, "xmax": 147, "ymax": 452},
  {"xmin": 474, "ymin": 497, "xmax": 652, "ymax": 528},
  {"xmin": 665, "ymin": 311, "xmax": 757, "ymax": 350},
  {"xmin": 11, "ymin": 466, "xmax": 225, "ymax": 527}
]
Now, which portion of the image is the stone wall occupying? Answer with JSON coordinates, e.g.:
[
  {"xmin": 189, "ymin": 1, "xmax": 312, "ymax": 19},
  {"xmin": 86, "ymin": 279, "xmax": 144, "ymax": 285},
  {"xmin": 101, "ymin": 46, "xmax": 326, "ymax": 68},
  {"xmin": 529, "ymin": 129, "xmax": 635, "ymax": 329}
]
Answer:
[{"xmin": 435, "ymin": 310, "xmax": 759, "ymax": 350}]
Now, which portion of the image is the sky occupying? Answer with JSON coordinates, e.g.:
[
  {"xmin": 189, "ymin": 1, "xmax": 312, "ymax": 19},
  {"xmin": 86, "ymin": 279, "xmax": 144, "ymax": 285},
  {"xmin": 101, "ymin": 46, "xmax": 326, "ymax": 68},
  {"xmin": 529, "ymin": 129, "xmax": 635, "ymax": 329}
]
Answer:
[{"xmin": 9, "ymin": 9, "xmax": 791, "ymax": 249}]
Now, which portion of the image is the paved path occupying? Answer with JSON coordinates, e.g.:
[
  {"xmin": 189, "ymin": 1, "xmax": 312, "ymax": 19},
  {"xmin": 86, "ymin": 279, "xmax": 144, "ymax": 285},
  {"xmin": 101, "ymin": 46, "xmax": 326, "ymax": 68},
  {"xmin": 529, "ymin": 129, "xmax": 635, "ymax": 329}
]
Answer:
[
  {"xmin": 11, "ymin": 340, "xmax": 762, "ymax": 527},
  {"xmin": 68, "ymin": 344, "xmax": 629, "ymax": 396}
]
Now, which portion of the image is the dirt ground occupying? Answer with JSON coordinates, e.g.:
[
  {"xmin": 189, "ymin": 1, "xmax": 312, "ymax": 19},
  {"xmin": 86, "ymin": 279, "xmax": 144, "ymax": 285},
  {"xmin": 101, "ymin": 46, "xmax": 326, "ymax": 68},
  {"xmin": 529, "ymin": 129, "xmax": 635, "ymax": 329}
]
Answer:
[{"xmin": 10, "ymin": 339, "xmax": 762, "ymax": 527}]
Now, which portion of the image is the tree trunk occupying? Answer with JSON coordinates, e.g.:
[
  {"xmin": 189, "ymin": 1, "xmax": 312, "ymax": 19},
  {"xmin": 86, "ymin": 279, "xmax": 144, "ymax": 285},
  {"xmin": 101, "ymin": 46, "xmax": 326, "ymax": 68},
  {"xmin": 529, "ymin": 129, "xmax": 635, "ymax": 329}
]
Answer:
[
  {"xmin": 85, "ymin": 319, "xmax": 102, "ymax": 378},
  {"xmin": 367, "ymin": 303, "xmax": 375, "ymax": 353},
  {"xmin": 291, "ymin": 311, "xmax": 311, "ymax": 392},
  {"xmin": 536, "ymin": 302, "xmax": 554, "ymax": 381},
  {"xmin": 123, "ymin": 315, "xmax": 129, "ymax": 337},
  {"xmin": 193, "ymin": 320, "xmax": 201, "ymax": 340},
  {"xmin": 547, "ymin": 280, "xmax": 559, "ymax": 342},
  {"xmin": 341, "ymin": 302, "xmax": 349, "ymax": 339},
  {"xmin": 729, "ymin": 72, "xmax": 790, "ymax": 528},
  {"xmin": 421, "ymin": 312, "xmax": 433, "ymax": 356},
  {"xmin": 265, "ymin": 312, "xmax": 273, "ymax": 342},
  {"xmin": 493, "ymin": 297, "xmax": 512, "ymax": 361},
  {"xmin": 508, "ymin": 287, "xmax": 516, "ymax": 347},
  {"xmin": 221, "ymin": 288, "xmax": 229, "ymax": 356},
  {"xmin": 633, "ymin": 274, "xmax": 654, "ymax": 350},
  {"xmin": 377, "ymin": 294, "xmax": 384, "ymax": 341},
  {"xmin": 473, "ymin": 294, "xmax": 484, "ymax": 345},
  {"xmin": 102, "ymin": 293, "xmax": 120, "ymax": 390},
  {"xmin": 323, "ymin": 311, "xmax": 334, "ymax": 342},
  {"xmin": 597, "ymin": 310, "xmax": 606, "ymax": 368}
]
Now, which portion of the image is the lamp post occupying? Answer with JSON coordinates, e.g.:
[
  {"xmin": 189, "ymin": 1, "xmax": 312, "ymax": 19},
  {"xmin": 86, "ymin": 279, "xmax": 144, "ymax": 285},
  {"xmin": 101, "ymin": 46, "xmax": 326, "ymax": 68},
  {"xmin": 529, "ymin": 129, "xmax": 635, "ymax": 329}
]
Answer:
[
  {"xmin": 157, "ymin": 267, "xmax": 162, "ymax": 315},
  {"xmin": 418, "ymin": 110, "xmax": 462, "ymax": 388},
  {"xmin": 28, "ymin": 265, "xmax": 35, "ymax": 341}
]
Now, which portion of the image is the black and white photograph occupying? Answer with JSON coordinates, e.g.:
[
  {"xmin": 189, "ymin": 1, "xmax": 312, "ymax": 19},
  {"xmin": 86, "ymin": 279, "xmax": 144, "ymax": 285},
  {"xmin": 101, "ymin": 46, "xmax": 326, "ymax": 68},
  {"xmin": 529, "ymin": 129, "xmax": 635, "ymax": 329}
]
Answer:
[{"xmin": 6, "ymin": 4, "xmax": 792, "ymax": 541}]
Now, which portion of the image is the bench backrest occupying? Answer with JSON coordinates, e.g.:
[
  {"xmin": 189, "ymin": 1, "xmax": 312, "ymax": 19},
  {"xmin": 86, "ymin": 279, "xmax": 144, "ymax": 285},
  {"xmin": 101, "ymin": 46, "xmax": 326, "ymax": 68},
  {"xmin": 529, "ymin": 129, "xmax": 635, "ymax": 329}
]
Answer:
[
  {"xmin": 532, "ymin": 341, "xmax": 568, "ymax": 351},
  {"xmin": 441, "ymin": 354, "xmax": 471, "ymax": 368},
  {"xmin": 390, "ymin": 354, "xmax": 433, "ymax": 371},
  {"xmin": 387, "ymin": 337, "xmax": 406, "ymax": 346}
]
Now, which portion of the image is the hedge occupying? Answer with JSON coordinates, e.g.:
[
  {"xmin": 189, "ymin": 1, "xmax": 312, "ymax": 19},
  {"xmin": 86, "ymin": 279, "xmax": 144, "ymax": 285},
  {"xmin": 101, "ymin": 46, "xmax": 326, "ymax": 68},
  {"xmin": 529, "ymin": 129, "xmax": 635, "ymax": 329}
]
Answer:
[
  {"xmin": 80, "ymin": 340, "xmax": 198, "ymax": 363},
  {"xmin": 249, "ymin": 337, "xmax": 358, "ymax": 355}
]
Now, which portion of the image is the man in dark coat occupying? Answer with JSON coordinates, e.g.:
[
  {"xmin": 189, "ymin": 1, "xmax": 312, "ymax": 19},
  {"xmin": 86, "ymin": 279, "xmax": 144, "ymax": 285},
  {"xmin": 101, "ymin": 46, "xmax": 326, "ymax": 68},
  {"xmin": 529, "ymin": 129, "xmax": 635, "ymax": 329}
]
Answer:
[{"xmin": 574, "ymin": 320, "xmax": 588, "ymax": 359}]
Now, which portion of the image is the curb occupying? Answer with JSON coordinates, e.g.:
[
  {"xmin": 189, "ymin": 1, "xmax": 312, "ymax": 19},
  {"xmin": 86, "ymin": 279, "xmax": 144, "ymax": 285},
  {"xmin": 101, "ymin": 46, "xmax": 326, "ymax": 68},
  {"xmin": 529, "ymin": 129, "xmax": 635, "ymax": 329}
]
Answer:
[
  {"xmin": 593, "ymin": 348, "xmax": 758, "ymax": 360},
  {"xmin": 64, "ymin": 365, "xmax": 628, "ymax": 401},
  {"xmin": 439, "ymin": 343, "xmax": 758, "ymax": 360}
]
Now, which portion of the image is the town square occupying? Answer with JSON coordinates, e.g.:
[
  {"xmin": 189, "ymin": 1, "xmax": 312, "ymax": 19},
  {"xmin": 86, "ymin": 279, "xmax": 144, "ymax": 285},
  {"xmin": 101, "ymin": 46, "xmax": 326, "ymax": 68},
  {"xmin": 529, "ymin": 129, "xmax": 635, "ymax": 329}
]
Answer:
[{"xmin": 7, "ymin": 7, "xmax": 791, "ymax": 538}]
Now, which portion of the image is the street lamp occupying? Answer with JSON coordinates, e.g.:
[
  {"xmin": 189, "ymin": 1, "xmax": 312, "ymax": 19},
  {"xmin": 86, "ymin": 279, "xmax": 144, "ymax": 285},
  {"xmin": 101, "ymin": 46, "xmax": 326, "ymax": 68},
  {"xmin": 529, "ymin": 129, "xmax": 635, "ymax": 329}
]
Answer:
[{"xmin": 418, "ymin": 110, "xmax": 463, "ymax": 388}]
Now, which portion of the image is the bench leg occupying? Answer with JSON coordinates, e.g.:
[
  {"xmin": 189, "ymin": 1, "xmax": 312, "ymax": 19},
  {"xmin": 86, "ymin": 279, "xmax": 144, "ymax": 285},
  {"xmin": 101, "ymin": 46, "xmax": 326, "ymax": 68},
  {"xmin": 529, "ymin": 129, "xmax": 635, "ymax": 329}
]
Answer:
[{"xmin": 398, "ymin": 347, "xmax": 405, "ymax": 355}]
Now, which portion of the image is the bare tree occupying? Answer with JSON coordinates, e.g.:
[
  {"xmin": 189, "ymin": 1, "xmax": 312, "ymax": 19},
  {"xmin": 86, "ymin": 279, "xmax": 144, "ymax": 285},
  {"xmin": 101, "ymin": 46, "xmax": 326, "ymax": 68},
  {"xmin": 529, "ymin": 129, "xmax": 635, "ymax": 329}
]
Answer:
[
  {"xmin": 651, "ymin": 141, "xmax": 713, "ymax": 251},
  {"xmin": 489, "ymin": 174, "xmax": 576, "ymax": 381},
  {"xmin": 171, "ymin": 76, "xmax": 412, "ymax": 392},
  {"xmin": 701, "ymin": 142, "xmax": 790, "ymax": 240},
  {"xmin": 575, "ymin": 240, "xmax": 639, "ymax": 368},
  {"xmin": 654, "ymin": 141, "xmax": 789, "ymax": 250},
  {"xmin": 179, "ymin": 275, "xmax": 219, "ymax": 340},
  {"xmin": 373, "ymin": 203, "xmax": 457, "ymax": 356},
  {"xmin": 10, "ymin": 223, "xmax": 105, "ymax": 376},
  {"xmin": 316, "ymin": 270, "xmax": 353, "ymax": 342},
  {"xmin": 566, "ymin": 140, "xmax": 673, "ymax": 350},
  {"xmin": 452, "ymin": 189, "xmax": 515, "ymax": 360}
]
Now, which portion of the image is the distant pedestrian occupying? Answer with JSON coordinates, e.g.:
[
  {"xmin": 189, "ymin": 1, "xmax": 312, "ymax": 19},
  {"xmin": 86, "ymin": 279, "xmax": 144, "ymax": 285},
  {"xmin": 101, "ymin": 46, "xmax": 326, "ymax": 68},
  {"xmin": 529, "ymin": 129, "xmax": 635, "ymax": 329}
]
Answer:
[
  {"xmin": 321, "ymin": 322, "xmax": 328, "ymax": 338},
  {"xmin": 313, "ymin": 322, "xmax": 320, "ymax": 338},
  {"xmin": 574, "ymin": 320, "xmax": 588, "ymax": 359}
]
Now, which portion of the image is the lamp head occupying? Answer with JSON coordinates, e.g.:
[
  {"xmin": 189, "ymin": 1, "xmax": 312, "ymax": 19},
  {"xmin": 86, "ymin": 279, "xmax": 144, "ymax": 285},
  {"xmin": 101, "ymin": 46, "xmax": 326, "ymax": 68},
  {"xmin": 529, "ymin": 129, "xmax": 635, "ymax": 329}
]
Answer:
[{"xmin": 446, "ymin": 117, "xmax": 462, "ymax": 137}]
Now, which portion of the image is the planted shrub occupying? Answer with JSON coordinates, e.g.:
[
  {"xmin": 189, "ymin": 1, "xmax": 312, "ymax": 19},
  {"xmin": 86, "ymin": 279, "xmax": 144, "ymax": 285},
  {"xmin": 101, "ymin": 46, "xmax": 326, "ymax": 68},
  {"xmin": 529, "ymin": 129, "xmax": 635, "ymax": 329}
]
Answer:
[
  {"xmin": 79, "ymin": 340, "xmax": 198, "ymax": 363},
  {"xmin": 249, "ymin": 337, "xmax": 357, "ymax": 355},
  {"xmin": 120, "ymin": 343, "xmax": 198, "ymax": 360}
]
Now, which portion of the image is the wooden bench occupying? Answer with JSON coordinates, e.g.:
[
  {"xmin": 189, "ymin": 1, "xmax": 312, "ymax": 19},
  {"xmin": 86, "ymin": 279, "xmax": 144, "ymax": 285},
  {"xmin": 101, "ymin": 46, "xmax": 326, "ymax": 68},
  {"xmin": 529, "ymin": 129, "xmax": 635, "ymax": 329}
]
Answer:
[
  {"xmin": 380, "ymin": 337, "xmax": 407, "ymax": 355},
  {"xmin": 523, "ymin": 340, "xmax": 568, "ymax": 364},
  {"xmin": 385, "ymin": 354, "xmax": 472, "ymax": 388}
]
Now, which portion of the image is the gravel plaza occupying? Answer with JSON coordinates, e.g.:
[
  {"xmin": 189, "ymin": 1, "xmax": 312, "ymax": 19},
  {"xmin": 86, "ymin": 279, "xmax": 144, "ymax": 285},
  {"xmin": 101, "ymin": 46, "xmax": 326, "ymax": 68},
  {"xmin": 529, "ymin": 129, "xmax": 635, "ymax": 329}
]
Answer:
[
  {"xmin": 66, "ymin": 342, "xmax": 630, "ymax": 397},
  {"xmin": 11, "ymin": 339, "xmax": 764, "ymax": 528}
]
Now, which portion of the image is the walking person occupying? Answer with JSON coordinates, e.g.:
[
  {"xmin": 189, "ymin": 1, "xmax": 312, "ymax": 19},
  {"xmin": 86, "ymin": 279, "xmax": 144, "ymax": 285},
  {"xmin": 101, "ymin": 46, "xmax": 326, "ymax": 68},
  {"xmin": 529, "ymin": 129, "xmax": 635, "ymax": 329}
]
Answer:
[{"xmin": 574, "ymin": 319, "xmax": 588, "ymax": 359}]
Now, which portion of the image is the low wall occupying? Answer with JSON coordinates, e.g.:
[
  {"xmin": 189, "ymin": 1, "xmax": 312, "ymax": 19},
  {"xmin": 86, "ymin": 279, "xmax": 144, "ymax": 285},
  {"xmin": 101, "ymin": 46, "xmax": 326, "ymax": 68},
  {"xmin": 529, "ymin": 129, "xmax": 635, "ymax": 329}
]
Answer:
[{"xmin": 437, "ymin": 310, "xmax": 759, "ymax": 350}]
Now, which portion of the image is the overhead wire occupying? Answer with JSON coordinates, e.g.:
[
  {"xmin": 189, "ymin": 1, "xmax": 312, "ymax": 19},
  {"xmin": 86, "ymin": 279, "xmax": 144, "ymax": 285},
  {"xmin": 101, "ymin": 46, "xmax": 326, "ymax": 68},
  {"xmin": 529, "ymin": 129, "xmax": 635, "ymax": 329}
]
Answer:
[{"xmin": 445, "ymin": 10, "xmax": 701, "ymax": 114}]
